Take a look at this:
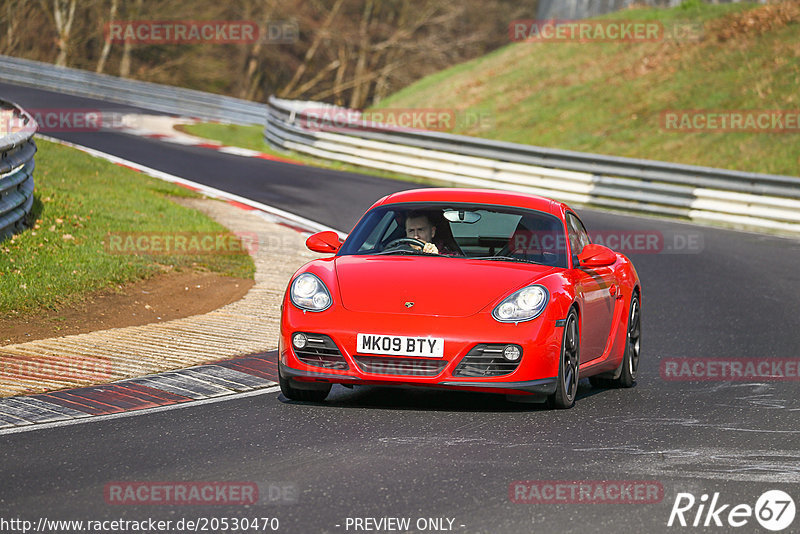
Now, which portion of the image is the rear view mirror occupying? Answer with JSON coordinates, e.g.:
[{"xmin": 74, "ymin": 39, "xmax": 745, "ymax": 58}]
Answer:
[
  {"xmin": 577, "ymin": 244, "xmax": 616, "ymax": 268},
  {"xmin": 443, "ymin": 209, "xmax": 481, "ymax": 224},
  {"xmin": 306, "ymin": 231, "xmax": 342, "ymax": 253}
]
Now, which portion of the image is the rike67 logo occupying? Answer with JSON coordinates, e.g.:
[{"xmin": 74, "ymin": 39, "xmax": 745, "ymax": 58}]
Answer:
[{"xmin": 668, "ymin": 490, "xmax": 795, "ymax": 531}]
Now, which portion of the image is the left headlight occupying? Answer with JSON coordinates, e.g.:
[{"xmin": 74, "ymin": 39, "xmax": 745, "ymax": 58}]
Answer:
[
  {"xmin": 492, "ymin": 285, "xmax": 549, "ymax": 323},
  {"xmin": 290, "ymin": 273, "xmax": 332, "ymax": 312}
]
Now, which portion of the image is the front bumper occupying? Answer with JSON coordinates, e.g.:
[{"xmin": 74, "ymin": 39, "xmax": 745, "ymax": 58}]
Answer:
[
  {"xmin": 279, "ymin": 306, "xmax": 563, "ymax": 397},
  {"xmin": 279, "ymin": 362, "xmax": 557, "ymax": 396}
]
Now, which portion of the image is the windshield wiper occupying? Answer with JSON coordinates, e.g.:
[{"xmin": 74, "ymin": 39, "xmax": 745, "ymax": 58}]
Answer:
[
  {"xmin": 470, "ymin": 255, "xmax": 541, "ymax": 265},
  {"xmin": 370, "ymin": 249, "xmax": 448, "ymax": 257}
]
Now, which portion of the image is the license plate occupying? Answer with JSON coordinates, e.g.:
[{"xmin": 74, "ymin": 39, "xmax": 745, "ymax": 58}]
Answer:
[{"xmin": 357, "ymin": 333, "xmax": 444, "ymax": 358}]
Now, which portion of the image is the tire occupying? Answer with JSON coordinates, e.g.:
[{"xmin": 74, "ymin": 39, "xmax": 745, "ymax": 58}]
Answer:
[
  {"xmin": 548, "ymin": 309, "xmax": 579, "ymax": 409},
  {"xmin": 588, "ymin": 293, "xmax": 641, "ymax": 389},
  {"xmin": 613, "ymin": 294, "xmax": 640, "ymax": 388},
  {"xmin": 279, "ymin": 374, "xmax": 332, "ymax": 402}
]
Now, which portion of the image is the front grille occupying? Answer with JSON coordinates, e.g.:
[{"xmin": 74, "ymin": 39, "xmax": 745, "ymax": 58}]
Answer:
[
  {"xmin": 453, "ymin": 344, "xmax": 522, "ymax": 377},
  {"xmin": 354, "ymin": 355, "xmax": 446, "ymax": 377},
  {"xmin": 293, "ymin": 333, "xmax": 349, "ymax": 370}
]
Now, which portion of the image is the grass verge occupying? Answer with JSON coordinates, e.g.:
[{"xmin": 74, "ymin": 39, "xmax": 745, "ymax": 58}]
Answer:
[
  {"xmin": 0, "ymin": 138, "xmax": 255, "ymax": 316},
  {"xmin": 373, "ymin": 1, "xmax": 800, "ymax": 177}
]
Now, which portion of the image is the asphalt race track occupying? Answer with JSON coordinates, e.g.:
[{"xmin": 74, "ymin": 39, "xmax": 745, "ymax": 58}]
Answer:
[{"xmin": 1, "ymin": 82, "xmax": 799, "ymax": 533}]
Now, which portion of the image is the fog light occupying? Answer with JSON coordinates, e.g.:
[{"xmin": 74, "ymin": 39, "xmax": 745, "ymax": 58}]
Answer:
[
  {"xmin": 503, "ymin": 344, "xmax": 521, "ymax": 361},
  {"xmin": 292, "ymin": 332, "xmax": 308, "ymax": 349}
]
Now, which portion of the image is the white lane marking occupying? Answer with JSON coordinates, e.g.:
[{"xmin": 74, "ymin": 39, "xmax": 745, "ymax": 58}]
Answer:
[
  {"xmin": 0, "ymin": 385, "xmax": 280, "ymax": 436},
  {"xmin": 35, "ymin": 134, "xmax": 347, "ymax": 238},
  {"xmin": 217, "ymin": 146, "xmax": 264, "ymax": 157}
]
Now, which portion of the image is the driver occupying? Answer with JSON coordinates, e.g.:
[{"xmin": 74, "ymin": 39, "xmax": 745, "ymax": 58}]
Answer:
[
  {"xmin": 406, "ymin": 211, "xmax": 455, "ymax": 255},
  {"xmin": 405, "ymin": 211, "xmax": 441, "ymax": 254}
]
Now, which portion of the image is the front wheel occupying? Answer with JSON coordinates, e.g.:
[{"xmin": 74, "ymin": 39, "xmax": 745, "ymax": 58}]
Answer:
[
  {"xmin": 279, "ymin": 374, "xmax": 332, "ymax": 402},
  {"xmin": 614, "ymin": 294, "xmax": 640, "ymax": 388},
  {"xmin": 589, "ymin": 293, "xmax": 641, "ymax": 389},
  {"xmin": 548, "ymin": 309, "xmax": 579, "ymax": 409}
]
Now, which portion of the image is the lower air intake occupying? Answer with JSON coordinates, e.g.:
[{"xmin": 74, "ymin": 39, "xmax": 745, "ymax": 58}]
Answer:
[
  {"xmin": 294, "ymin": 333, "xmax": 349, "ymax": 370},
  {"xmin": 354, "ymin": 356, "xmax": 446, "ymax": 377},
  {"xmin": 453, "ymin": 344, "xmax": 522, "ymax": 377}
]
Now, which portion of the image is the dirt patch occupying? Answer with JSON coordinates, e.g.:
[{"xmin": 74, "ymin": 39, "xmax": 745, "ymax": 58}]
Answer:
[
  {"xmin": 713, "ymin": 0, "xmax": 800, "ymax": 42},
  {"xmin": 0, "ymin": 270, "xmax": 254, "ymax": 346}
]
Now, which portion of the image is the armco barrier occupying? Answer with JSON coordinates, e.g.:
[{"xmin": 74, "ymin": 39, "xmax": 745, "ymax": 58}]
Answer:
[
  {"xmin": 0, "ymin": 100, "xmax": 36, "ymax": 241},
  {"xmin": 0, "ymin": 54, "xmax": 266, "ymax": 125},
  {"xmin": 2, "ymin": 53, "xmax": 797, "ymax": 236},
  {"xmin": 264, "ymin": 96, "xmax": 800, "ymax": 236}
]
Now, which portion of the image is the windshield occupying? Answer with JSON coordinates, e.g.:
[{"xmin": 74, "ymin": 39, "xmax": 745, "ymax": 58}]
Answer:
[{"xmin": 339, "ymin": 202, "xmax": 568, "ymax": 268}]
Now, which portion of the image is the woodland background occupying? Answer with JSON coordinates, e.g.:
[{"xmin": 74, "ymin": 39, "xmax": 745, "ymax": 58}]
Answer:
[{"xmin": 1, "ymin": 0, "xmax": 539, "ymax": 107}]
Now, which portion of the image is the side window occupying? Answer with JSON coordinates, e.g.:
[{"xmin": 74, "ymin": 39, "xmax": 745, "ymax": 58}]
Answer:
[
  {"xmin": 566, "ymin": 213, "xmax": 591, "ymax": 266},
  {"xmin": 358, "ymin": 211, "xmax": 396, "ymax": 252}
]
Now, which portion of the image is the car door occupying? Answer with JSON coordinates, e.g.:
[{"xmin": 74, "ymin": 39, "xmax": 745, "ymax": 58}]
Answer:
[{"xmin": 567, "ymin": 212, "xmax": 618, "ymax": 362}]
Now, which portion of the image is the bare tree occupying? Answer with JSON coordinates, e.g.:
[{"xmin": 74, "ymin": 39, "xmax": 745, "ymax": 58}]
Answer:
[
  {"xmin": 238, "ymin": 0, "xmax": 278, "ymax": 99},
  {"xmin": 278, "ymin": 0, "xmax": 344, "ymax": 99},
  {"xmin": 5, "ymin": 0, "xmax": 540, "ymax": 106},
  {"xmin": 43, "ymin": 0, "xmax": 77, "ymax": 66},
  {"xmin": 118, "ymin": 0, "xmax": 142, "ymax": 77},
  {"xmin": 95, "ymin": 0, "xmax": 120, "ymax": 73}
]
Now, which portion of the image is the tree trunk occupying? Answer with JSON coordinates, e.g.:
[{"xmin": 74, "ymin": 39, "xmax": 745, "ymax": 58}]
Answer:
[
  {"xmin": 279, "ymin": 0, "xmax": 344, "ymax": 98},
  {"xmin": 332, "ymin": 44, "xmax": 348, "ymax": 106},
  {"xmin": 53, "ymin": 0, "xmax": 77, "ymax": 67},
  {"xmin": 96, "ymin": 0, "xmax": 119, "ymax": 74},
  {"xmin": 348, "ymin": 0, "xmax": 374, "ymax": 109},
  {"xmin": 119, "ymin": 0, "xmax": 142, "ymax": 77}
]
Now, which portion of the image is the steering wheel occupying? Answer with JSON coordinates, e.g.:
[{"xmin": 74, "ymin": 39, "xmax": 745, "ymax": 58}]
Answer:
[{"xmin": 383, "ymin": 237, "xmax": 426, "ymax": 251}]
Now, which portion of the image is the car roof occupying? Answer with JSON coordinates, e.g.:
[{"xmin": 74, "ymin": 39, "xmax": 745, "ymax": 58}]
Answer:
[{"xmin": 375, "ymin": 188, "xmax": 568, "ymax": 218}]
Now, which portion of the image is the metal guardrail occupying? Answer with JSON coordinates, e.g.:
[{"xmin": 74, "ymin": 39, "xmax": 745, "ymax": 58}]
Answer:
[
  {"xmin": 0, "ymin": 100, "xmax": 37, "ymax": 241},
  {"xmin": 2, "ymin": 54, "xmax": 796, "ymax": 236},
  {"xmin": 0, "ymin": 55, "xmax": 267, "ymax": 125},
  {"xmin": 264, "ymin": 96, "xmax": 800, "ymax": 236}
]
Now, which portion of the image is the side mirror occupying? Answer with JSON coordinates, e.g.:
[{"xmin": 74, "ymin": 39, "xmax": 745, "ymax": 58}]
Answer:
[
  {"xmin": 577, "ymin": 244, "xmax": 617, "ymax": 268},
  {"xmin": 306, "ymin": 231, "xmax": 342, "ymax": 253}
]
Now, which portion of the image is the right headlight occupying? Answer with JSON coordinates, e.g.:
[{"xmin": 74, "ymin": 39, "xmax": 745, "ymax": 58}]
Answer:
[
  {"xmin": 492, "ymin": 285, "xmax": 549, "ymax": 323},
  {"xmin": 290, "ymin": 273, "xmax": 332, "ymax": 312}
]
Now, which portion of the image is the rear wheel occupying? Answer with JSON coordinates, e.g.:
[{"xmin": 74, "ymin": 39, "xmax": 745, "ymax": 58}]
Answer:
[
  {"xmin": 279, "ymin": 374, "xmax": 332, "ymax": 402},
  {"xmin": 548, "ymin": 309, "xmax": 579, "ymax": 409}
]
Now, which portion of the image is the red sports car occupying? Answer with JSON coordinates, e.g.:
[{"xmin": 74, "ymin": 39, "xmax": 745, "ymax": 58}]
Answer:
[{"xmin": 278, "ymin": 188, "xmax": 641, "ymax": 408}]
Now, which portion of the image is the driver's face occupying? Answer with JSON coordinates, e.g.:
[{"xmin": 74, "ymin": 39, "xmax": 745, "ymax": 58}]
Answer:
[{"xmin": 405, "ymin": 216, "xmax": 436, "ymax": 243}]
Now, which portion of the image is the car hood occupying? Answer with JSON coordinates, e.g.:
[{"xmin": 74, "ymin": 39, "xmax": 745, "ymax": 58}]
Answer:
[{"xmin": 334, "ymin": 255, "xmax": 558, "ymax": 317}]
